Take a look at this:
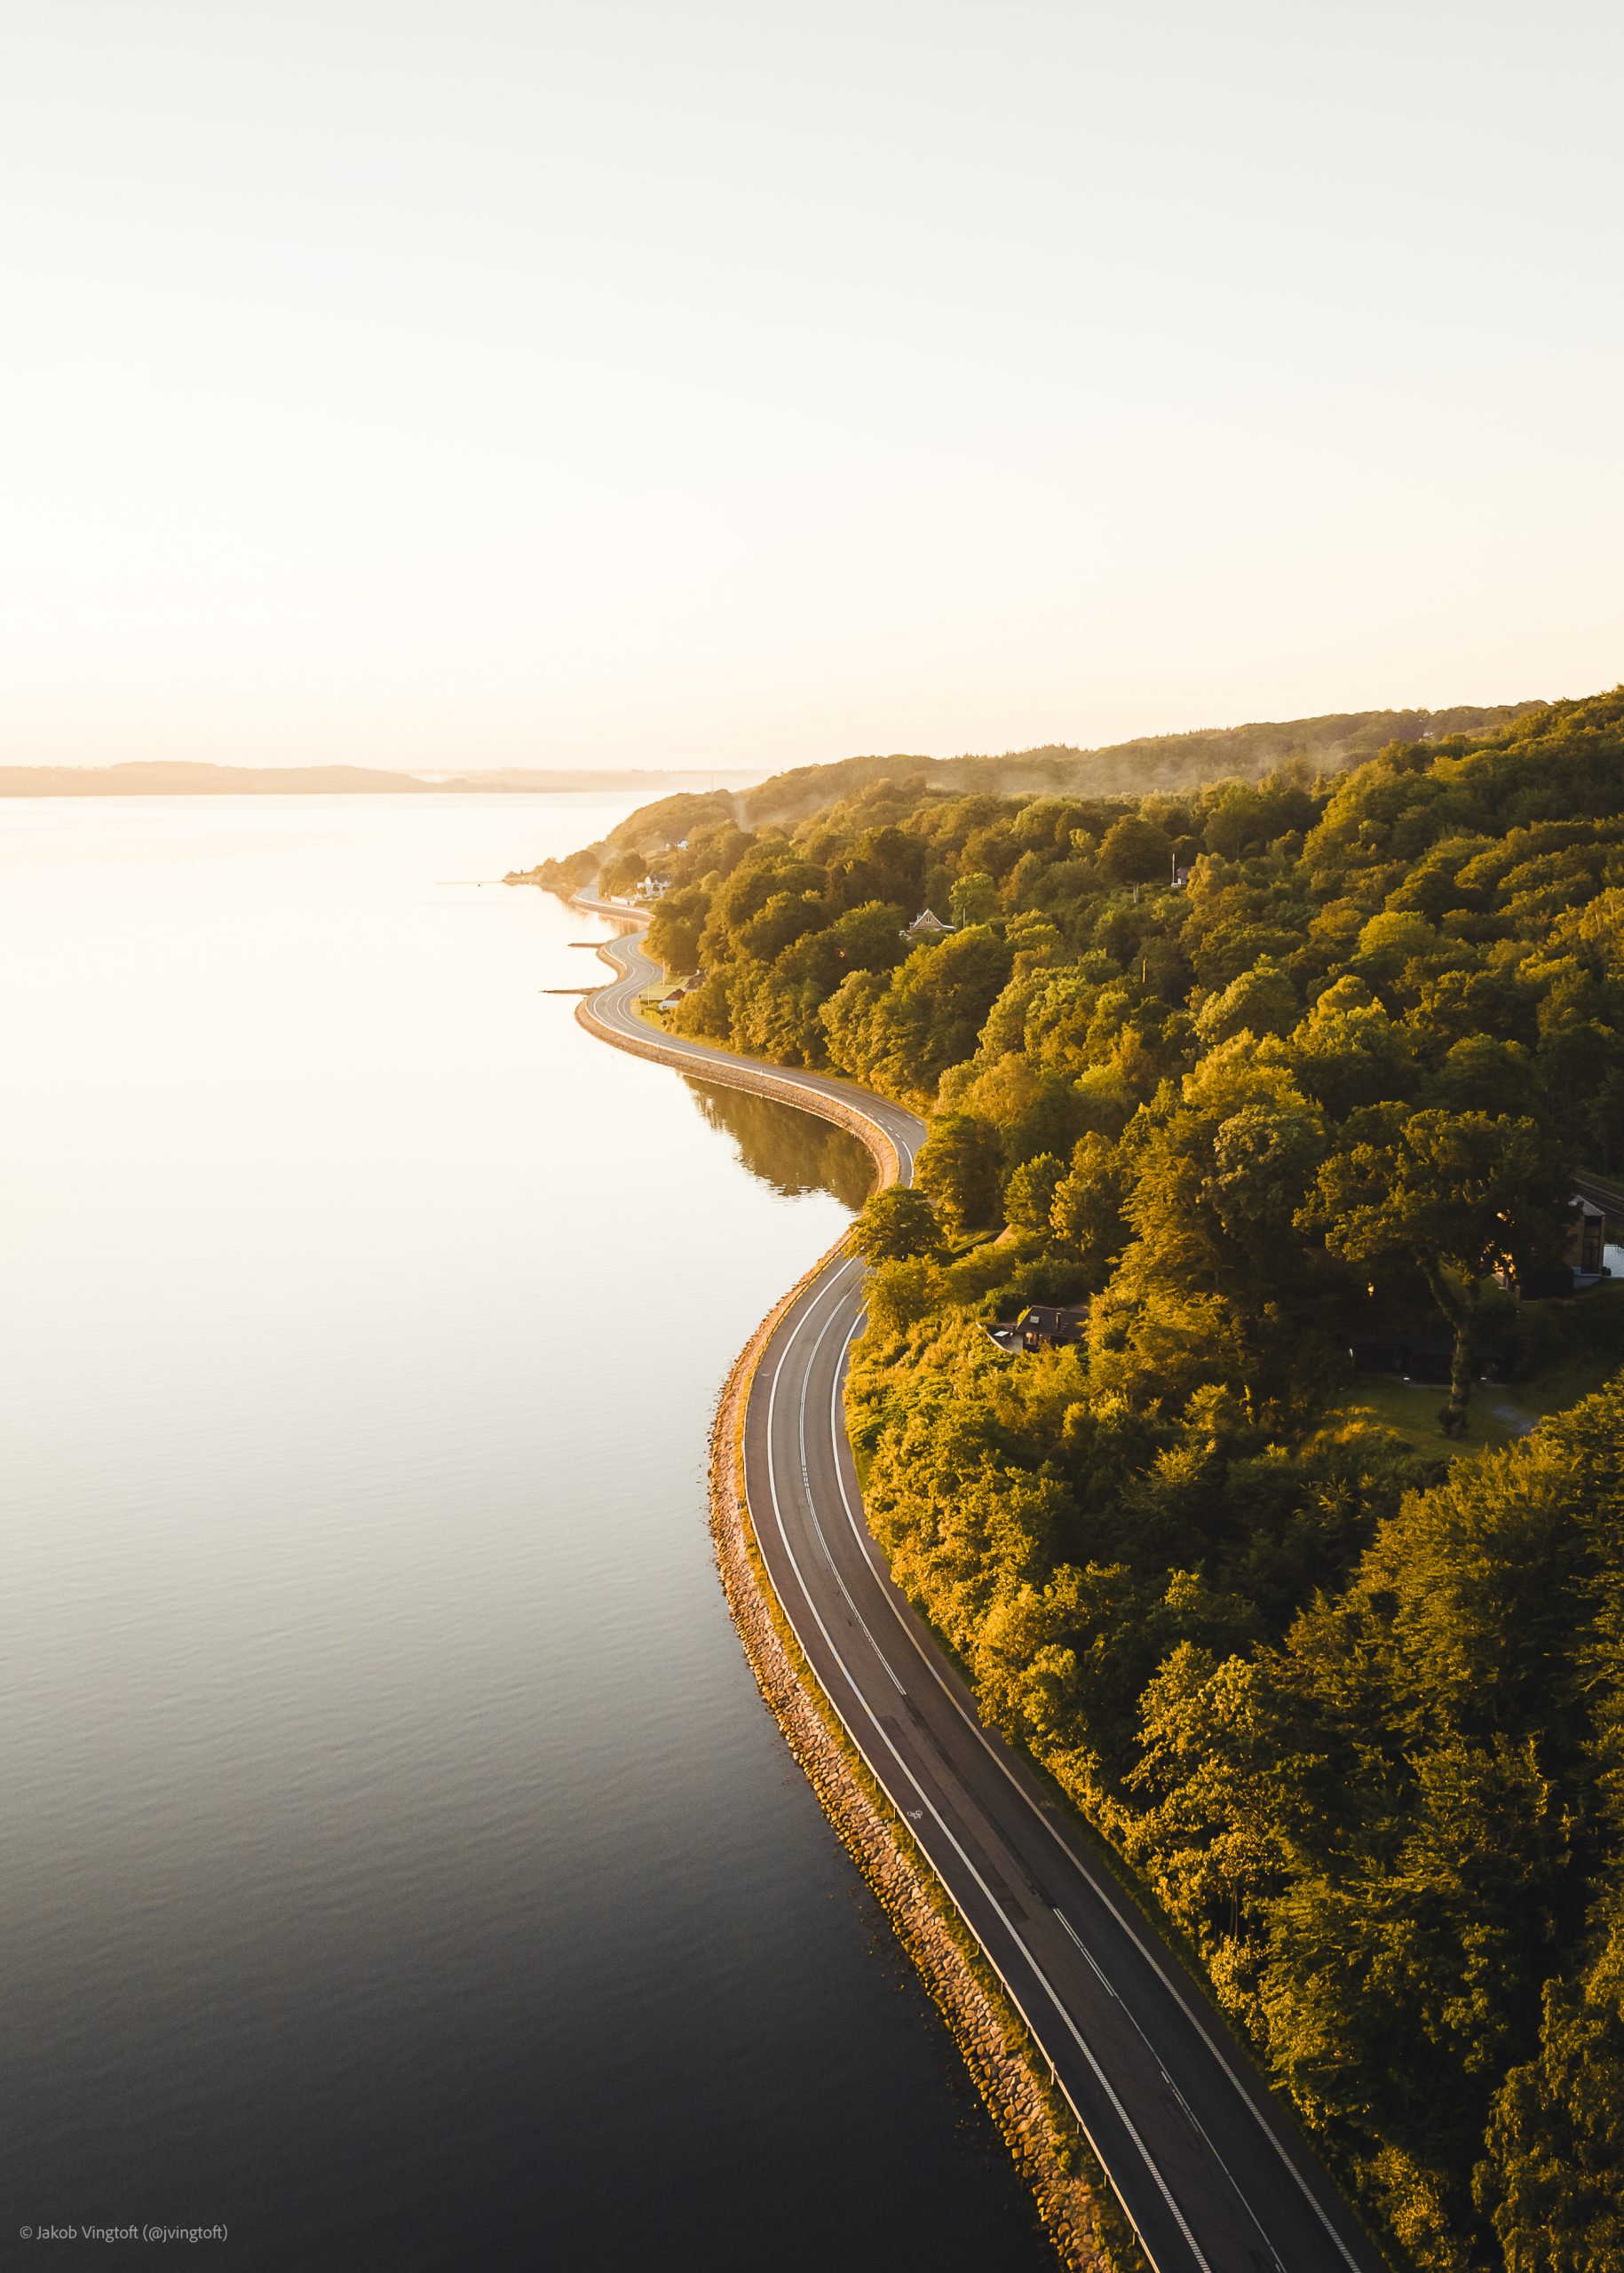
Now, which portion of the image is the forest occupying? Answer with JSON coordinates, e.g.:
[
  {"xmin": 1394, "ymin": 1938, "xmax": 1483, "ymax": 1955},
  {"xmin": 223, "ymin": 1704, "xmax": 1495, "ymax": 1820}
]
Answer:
[
  {"xmin": 740, "ymin": 698, "xmax": 1539, "ymax": 822},
  {"xmin": 511, "ymin": 700, "xmax": 1538, "ymax": 863},
  {"xmin": 532, "ymin": 688, "xmax": 1624, "ymax": 2271}
]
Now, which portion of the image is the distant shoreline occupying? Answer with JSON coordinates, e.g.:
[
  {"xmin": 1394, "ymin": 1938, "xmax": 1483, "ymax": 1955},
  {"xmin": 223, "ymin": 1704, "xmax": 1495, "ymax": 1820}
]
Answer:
[{"xmin": 0, "ymin": 763, "xmax": 761, "ymax": 799}]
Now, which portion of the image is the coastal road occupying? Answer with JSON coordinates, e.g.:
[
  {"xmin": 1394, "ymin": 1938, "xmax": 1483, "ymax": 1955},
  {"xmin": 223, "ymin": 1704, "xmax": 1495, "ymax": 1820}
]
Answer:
[{"xmin": 573, "ymin": 902, "xmax": 1382, "ymax": 2273}]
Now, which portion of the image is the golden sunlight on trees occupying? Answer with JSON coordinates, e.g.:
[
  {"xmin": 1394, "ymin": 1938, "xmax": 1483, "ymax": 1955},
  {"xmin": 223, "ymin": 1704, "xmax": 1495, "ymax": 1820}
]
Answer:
[
  {"xmin": 1304, "ymin": 1109, "xmax": 1572, "ymax": 1433},
  {"xmin": 569, "ymin": 686, "xmax": 1624, "ymax": 2272},
  {"xmin": 848, "ymin": 1186, "xmax": 945, "ymax": 1265}
]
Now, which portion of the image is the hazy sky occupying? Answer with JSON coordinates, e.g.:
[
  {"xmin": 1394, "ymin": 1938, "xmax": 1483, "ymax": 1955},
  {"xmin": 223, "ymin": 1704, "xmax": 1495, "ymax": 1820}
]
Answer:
[{"xmin": 4, "ymin": 1, "xmax": 1620, "ymax": 772}]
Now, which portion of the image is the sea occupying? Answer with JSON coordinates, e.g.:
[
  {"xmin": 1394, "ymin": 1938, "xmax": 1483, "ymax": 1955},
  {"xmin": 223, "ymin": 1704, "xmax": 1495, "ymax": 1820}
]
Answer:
[{"xmin": 0, "ymin": 791, "xmax": 1053, "ymax": 2271}]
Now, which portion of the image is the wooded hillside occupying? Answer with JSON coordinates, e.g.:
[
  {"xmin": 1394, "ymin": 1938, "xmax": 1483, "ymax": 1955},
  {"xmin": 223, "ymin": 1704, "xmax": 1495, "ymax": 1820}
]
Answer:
[
  {"xmin": 509, "ymin": 700, "xmax": 1541, "ymax": 868},
  {"xmin": 533, "ymin": 685, "xmax": 1624, "ymax": 2270},
  {"xmin": 743, "ymin": 701, "xmax": 1540, "ymax": 824}
]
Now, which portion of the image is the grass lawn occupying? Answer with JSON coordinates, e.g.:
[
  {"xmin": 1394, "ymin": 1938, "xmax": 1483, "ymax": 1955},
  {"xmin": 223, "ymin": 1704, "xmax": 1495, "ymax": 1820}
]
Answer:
[
  {"xmin": 1334, "ymin": 1347, "xmax": 1624, "ymax": 1459},
  {"xmin": 1333, "ymin": 1374, "xmax": 1525, "ymax": 1455}
]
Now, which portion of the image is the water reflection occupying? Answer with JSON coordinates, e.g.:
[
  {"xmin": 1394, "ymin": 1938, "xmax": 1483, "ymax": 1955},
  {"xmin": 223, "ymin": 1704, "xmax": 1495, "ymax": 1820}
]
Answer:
[
  {"xmin": 684, "ymin": 1078, "xmax": 876, "ymax": 1212},
  {"xmin": 0, "ymin": 796, "xmax": 1053, "ymax": 2273}
]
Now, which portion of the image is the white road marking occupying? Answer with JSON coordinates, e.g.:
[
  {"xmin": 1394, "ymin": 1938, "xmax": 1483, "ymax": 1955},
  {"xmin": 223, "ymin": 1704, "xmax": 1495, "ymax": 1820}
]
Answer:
[
  {"xmin": 792, "ymin": 1286, "xmax": 906, "ymax": 1694},
  {"xmin": 1057, "ymin": 1909, "xmax": 1119, "ymax": 1998},
  {"xmin": 760, "ymin": 1274, "xmax": 1210, "ymax": 2273}
]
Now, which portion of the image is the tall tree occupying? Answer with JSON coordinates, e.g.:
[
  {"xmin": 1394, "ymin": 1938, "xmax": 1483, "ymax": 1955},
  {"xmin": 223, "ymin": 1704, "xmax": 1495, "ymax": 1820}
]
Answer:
[
  {"xmin": 1302, "ymin": 1108, "xmax": 1571, "ymax": 1434},
  {"xmin": 849, "ymin": 1186, "xmax": 946, "ymax": 1264},
  {"xmin": 915, "ymin": 1113, "xmax": 1003, "ymax": 1237}
]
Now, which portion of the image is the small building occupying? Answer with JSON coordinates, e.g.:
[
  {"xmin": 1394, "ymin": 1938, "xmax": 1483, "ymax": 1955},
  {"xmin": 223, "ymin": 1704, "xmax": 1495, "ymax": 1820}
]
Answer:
[
  {"xmin": 981, "ymin": 1303, "xmax": 1089, "ymax": 1355},
  {"xmin": 1570, "ymin": 1195, "xmax": 1606, "ymax": 1279},
  {"xmin": 901, "ymin": 908, "xmax": 956, "ymax": 942},
  {"xmin": 1018, "ymin": 1303, "xmax": 1089, "ymax": 1351},
  {"xmin": 1502, "ymin": 1194, "xmax": 1608, "ymax": 1300}
]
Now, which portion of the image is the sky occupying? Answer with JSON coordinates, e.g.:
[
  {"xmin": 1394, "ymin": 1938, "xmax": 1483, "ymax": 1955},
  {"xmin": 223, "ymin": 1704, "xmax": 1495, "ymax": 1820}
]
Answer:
[{"xmin": 2, "ymin": 0, "xmax": 1620, "ymax": 773}]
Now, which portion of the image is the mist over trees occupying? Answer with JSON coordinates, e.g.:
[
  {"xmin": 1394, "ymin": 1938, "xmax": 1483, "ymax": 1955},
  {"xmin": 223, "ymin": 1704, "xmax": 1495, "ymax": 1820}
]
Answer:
[{"xmin": 512, "ymin": 700, "xmax": 1543, "ymax": 889}]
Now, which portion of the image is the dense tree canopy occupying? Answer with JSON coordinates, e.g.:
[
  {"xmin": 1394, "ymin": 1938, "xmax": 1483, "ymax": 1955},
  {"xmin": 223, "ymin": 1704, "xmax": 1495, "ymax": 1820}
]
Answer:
[{"xmin": 848, "ymin": 1185, "xmax": 944, "ymax": 1264}]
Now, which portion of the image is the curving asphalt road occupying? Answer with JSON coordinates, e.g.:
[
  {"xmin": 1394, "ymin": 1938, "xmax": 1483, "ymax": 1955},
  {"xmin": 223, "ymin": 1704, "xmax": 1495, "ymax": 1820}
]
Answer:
[{"xmin": 571, "ymin": 899, "xmax": 1383, "ymax": 2273}]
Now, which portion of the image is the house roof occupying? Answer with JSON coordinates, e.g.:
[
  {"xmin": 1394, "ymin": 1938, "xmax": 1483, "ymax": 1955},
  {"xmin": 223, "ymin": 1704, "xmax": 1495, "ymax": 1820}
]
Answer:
[{"xmin": 1018, "ymin": 1303, "xmax": 1089, "ymax": 1333}]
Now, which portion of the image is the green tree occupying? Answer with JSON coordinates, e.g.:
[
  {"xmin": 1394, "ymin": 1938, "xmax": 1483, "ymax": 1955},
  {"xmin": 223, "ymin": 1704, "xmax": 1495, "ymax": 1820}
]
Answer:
[
  {"xmin": 1353, "ymin": 907, "xmax": 1443, "ymax": 984},
  {"xmin": 1193, "ymin": 959, "xmax": 1299, "ymax": 1046},
  {"xmin": 646, "ymin": 883, "xmax": 708, "ymax": 973},
  {"xmin": 915, "ymin": 1113, "xmax": 1003, "ymax": 1237},
  {"xmin": 1206, "ymin": 1097, "xmax": 1327, "ymax": 1263},
  {"xmin": 1004, "ymin": 1152, "xmax": 1065, "ymax": 1234},
  {"xmin": 1098, "ymin": 813, "xmax": 1174, "ymax": 886},
  {"xmin": 1303, "ymin": 1109, "xmax": 1570, "ymax": 1434},
  {"xmin": 599, "ymin": 847, "xmax": 647, "ymax": 897},
  {"xmin": 1287, "ymin": 978, "xmax": 1418, "ymax": 1117},
  {"xmin": 950, "ymin": 869, "xmax": 999, "ymax": 926},
  {"xmin": 736, "ymin": 889, "xmax": 825, "ymax": 963},
  {"xmin": 953, "ymin": 1051, "xmax": 1085, "ymax": 1166},
  {"xmin": 863, "ymin": 1255, "xmax": 949, "ymax": 1337},
  {"xmin": 849, "ymin": 1185, "xmax": 946, "ymax": 1264},
  {"xmin": 1426, "ymin": 1034, "xmax": 1534, "ymax": 1116},
  {"xmin": 823, "ymin": 928, "xmax": 1014, "ymax": 1099},
  {"xmin": 1477, "ymin": 1958, "xmax": 1624, "ymax": 2273},
  {"xmin": 1050, "ymin": 1132, "xmax": 1128, "ymax": 1285}
]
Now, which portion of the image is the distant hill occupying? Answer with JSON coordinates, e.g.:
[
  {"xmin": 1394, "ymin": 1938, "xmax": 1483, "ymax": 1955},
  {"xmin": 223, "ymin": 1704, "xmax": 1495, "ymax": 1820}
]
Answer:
[
  {"xmin": 0, "ymin": 761, "xmax": 438, "ymax": 796},
  {"xmin": 0, "ymin": 761, "xmax": 760, "ymax": 797},
  {"xmin": 741, "ymin": 702, "xmax": 1543, "ymax": 827},
  {"xmin": 442, "ymin": 767, "xmax": 760, "ymax": 792},
  {"xmin": 17, "ymin": 706, "xmax": 1542, "ymax": 814},
  {"xmin": 545, "ymin": 701, "xmax": 1548, "ymax": 867}
]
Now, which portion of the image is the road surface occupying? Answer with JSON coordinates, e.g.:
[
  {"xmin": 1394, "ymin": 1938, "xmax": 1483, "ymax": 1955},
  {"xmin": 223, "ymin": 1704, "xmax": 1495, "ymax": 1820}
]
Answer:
[{"xmin": 572, "ymin": 901, "xmax": 1382, "ymax": 2273}]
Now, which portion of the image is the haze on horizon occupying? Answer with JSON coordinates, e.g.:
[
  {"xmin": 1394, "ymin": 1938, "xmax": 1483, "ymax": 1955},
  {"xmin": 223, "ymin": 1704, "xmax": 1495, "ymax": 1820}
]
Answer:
[{"xmin": 3, "ymin": 0, "xmax": 1619, "ymax": 777}]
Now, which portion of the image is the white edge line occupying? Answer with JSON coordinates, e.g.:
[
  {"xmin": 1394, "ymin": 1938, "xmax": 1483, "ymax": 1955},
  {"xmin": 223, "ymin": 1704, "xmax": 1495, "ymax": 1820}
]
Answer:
[{"xmin": 762, "ymin": 1271, "xmax": 1209, "ymax": 2273}]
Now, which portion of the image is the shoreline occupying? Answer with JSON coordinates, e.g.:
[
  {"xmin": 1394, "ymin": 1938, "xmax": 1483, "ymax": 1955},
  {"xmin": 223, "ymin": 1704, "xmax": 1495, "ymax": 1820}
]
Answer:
[{"xmin": 572, "ymin": 908, "xmax": 1134, "ymax": 2273}]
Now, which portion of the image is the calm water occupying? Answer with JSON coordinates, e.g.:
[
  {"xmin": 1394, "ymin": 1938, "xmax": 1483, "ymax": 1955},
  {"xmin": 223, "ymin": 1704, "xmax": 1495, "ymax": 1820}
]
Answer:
[{"xmin": 0, "ymin": 796, "xmax": 1051, "ymax": 2271}]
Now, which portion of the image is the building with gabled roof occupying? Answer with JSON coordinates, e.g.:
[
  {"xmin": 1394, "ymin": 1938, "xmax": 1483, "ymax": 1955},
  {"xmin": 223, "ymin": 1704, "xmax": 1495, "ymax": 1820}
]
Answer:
[{"xmin": 901, "ymin": 908, "xmax": 955, "ymax": 941}]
